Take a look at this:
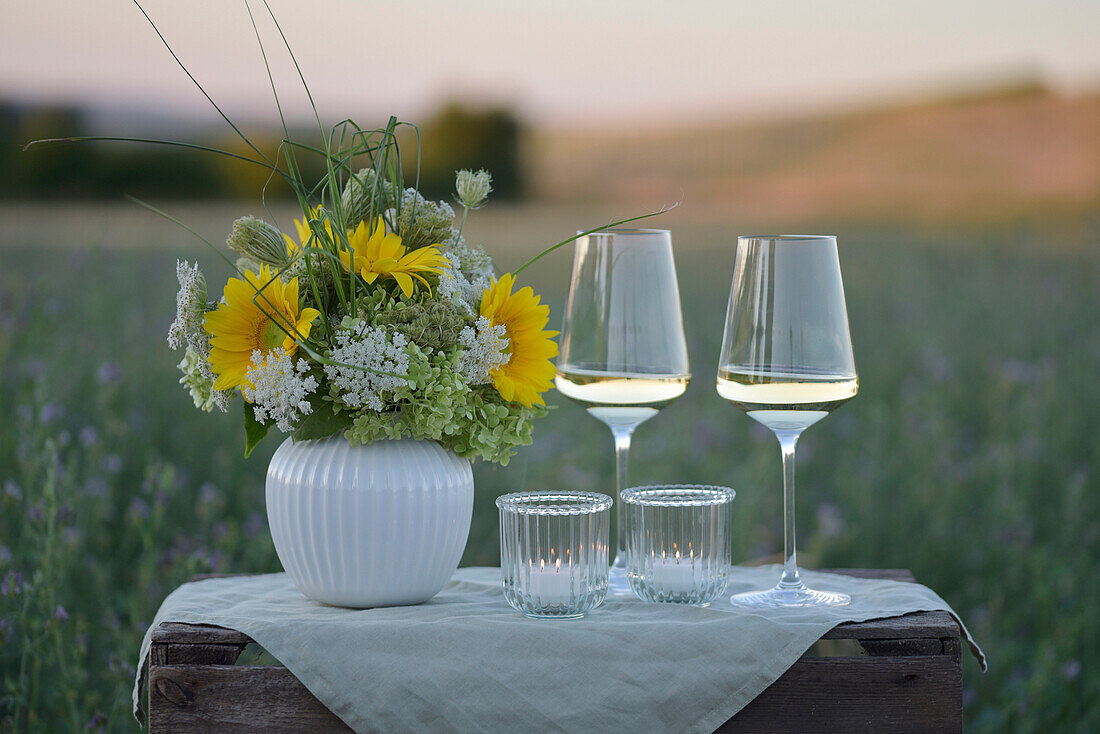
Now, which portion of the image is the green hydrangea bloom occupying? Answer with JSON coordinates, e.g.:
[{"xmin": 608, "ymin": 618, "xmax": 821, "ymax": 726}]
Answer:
[{"xmin": 342, "ymin": 342, "xmax": 545, "ymax": 465}]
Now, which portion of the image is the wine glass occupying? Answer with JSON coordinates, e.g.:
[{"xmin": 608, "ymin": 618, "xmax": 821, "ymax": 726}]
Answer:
[
  {"xmin": 717, "ymin": 235, "xmax": 858, "ymax": 607},
  {"xmin": 556, "ymin": 229, "xmax": 691, "ymax": 596}
]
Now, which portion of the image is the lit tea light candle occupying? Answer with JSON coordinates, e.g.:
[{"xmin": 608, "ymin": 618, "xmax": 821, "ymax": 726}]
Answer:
[
  {"xmin": 646, "ymin": 546, "xmax": 699, "ymax": 595},
  {"xmin": 528, "ymin": 555, "xmax": 573, "ymax": 605}
]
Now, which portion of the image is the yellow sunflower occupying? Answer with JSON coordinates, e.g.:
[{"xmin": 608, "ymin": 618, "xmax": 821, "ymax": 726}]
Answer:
[
  {"xmin": 340, "ymin": 216, "xmax": 450, "ymax": 298},
  {"xmin": 203, "ymin": 265, "xmax": 321, "ymax": 390},
  {"xmin": 283, "ymin": 205, "xmax": 333, "ymax": 260},
  {"xmin": 480, "ymin": 273, "xmax": 559, "ymax": 407}
]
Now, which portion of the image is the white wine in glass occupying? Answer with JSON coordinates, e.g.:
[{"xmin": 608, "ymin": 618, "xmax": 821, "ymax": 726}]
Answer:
[
  {"xmin": 557, "ymin": 229, "xmax": 691, "ymax": 596},
  {"xmin": 555, "ymin": 369, "xmax": 689, "ymax": 427},
  {"xmin": 715, "ymin": 368, "xmax": 858, "ymax": 433},
  {"xmin": 717, "ymin": 235, "xmax": 858, "ymax": 608}
]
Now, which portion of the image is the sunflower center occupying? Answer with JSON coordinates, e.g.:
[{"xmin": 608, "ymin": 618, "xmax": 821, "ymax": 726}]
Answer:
[{"xmin": 259, "ymin": 318, "xmax": 287, "ymax": 351}]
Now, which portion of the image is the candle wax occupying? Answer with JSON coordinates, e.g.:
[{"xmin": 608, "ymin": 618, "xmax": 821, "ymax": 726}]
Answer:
[
  {"xmin": 528, "ymin": 562, "xmax": 573, "ymax": 605},
  {"xmin": 647, "ymin": 561, "xmax": 699, "ymax": 595}
]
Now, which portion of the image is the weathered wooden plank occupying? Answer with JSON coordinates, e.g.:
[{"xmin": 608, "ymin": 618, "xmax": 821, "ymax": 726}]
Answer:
[
  {"xmin": 166, "ymin": 643, "xmax": 246, "ymax": 665},
  {"xmin": 149, "ymin": 655, "xmax": 961, "ymax": 734},
  {"xmin": 825, "ymin": 610, "xmax": 960, "ymax": 640},
  {"xmin": 149, "ymin": 642, "xmax": 167, "ymax": 666},
  {"xmin": 149, "ymin": 665, "xmax": 353, "ymax": 733},
  {"xmin": 718, "ymin": 655, "xmax": 963, "ymax": 733},
  {"xmin": 943, "ymin": 637, "xmax": 962, "ymax": 664},
  {"xmin": 152, "ymin": 622, "xmax": 253, "ymax": 646},
  {"xmin": 860, "ymin": 638, "xmax": 945, "ymax": 656}
]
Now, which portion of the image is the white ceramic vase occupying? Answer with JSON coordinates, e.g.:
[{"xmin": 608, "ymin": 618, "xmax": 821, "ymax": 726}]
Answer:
[{"xmin": 266, "ymin": 436, "xmax": 474, "ymax": 608}]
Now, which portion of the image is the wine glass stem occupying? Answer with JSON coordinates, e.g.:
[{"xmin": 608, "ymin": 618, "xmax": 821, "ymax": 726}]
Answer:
[
  {"xmin": 610, "ymin": 425, "xmax": 637, "ymax": 564},
  {"xmin": 776, "ymin": 430, "xmax": 804, "ymax": 589}
]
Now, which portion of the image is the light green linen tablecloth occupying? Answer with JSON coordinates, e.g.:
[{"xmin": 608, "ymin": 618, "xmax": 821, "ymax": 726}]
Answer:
[{"xmin": 133, "ymin": 565, "xmax": 984, "ymax": 733}]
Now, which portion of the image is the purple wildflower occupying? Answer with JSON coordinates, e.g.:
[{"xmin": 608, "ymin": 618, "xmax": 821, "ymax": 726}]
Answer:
[
  {"xmin": 101, "ymin": 455, "xmax": 122, "ymax": 474},
  {"xmin": 199, "ymin": 482, "xmax": 220, "ymax": 504},
  {"xmin": 3, "ymin": 481, "xmax": 21, "ymax": 501},
  {"xmin": 39, "ymin": 402, "xmax": 63, "ymax": 423},
  {"xmin": 79, "ymin": 426, "xmax": 99, "ymax": 447},
  {"xmin": 128, "ymin": 497, "xmax": 151, "ymax": 521},
  {"xmin": 97, "ymin": 361, "xmax": 122, "ymax": 385},
  {"xmin": 1, "ymin": 571, "xmax": 23, "ymax": 596}
]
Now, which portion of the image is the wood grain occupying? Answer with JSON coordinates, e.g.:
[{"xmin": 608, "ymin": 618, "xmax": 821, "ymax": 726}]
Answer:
[
  {"xmin": 718, "ymin": 656, "xmax": 963, "ymax": 733},
  {"xmin": 825, "ymin": 611, "xmax": 960, "ymax": 640},
  {"xmin": 165, "ymin": 643, "xmax": 246, "ymax": 665},
  {"xmin": 149, "ymin": 665, "xmax": 354, "ymax": 733},
  {"xmin": 152, "ymin": 622, "xmax": 253, "ymax": 646}
]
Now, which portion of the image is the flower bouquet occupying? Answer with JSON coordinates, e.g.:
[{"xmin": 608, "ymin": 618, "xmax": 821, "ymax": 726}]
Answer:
[
  {"xmin": 158, "ymin": 128, "xmax": 586, "ymax": 604},
  {"xmin": 167, "ymin": 161, "xmax": 557, "ymax": 466}
]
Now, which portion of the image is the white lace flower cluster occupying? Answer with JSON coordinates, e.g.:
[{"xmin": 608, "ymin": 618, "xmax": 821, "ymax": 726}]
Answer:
[
  {"xmin": 458, "ymin": 316, "xmax": 511, "ymax": 385},
  {"xmin": 324, "ymin": 325, "xmax": 411, "ymax": 412},
  {"xmin": 167, "ymin": 260, "xmax": 208, "ymax": 351},
  {"xmin": 243, "ymin": 350, "xmax": 318, "ymax": 431},
  {"xmin": 437, "ymin": 239, "xmax": 494, "ymax": 313},
  {"xmin": 167, "ymin": 260, "xmax": 231, "ymax": 412}
]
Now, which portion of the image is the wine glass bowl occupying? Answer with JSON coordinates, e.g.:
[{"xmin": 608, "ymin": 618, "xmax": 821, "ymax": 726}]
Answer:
[
  {"xmin": 556, "ymin": 228, "xmax": 691, "ymax": 595},
  {"xmin": 717, "ymin": 235, "xmax": 857, "ymax": 608}
]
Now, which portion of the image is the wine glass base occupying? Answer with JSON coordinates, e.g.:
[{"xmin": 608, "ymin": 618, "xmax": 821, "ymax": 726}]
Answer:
[
  {"xmin": 607, "ymin": 557, "xmax": 635, "ymax": 597},
  {"xmin": 731, "ymin": 585, "xmax": 850, "ymax": 608}
]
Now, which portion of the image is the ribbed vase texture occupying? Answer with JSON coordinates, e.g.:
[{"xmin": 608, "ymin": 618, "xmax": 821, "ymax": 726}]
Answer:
[
  {"xmin": 497, "ymin": 491, "xmax": 611, "ymax": 619},
  {"xmin": 266, "ymin": 436, "xmax": 473, "ymax": 608},
  {"xmin": 622, "ymin": 485, "xmax": 734, "ymax": 606}
]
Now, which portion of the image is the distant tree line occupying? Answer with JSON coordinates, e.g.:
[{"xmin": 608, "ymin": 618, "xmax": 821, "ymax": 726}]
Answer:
[{"xmin": 1, "ymin": 101, "xmax": 524, "ymax": 201}]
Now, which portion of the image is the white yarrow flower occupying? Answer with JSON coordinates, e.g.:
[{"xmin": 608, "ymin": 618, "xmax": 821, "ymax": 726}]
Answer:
[
  {"xmin": 243, "ymin": 351, "xmax": 318, "ymax": 432},
  {"xmin": 324, "ymin": 325, "xmax": 411, "ymax": 412},
  {"xmin": 439, "ymin": 237, "xmax": 495, "ymax": 311},
  {"xmin": 459, "ymin": 316, "xmax": 511, "ymax": 385},
  {"xmin": 455, "ymin": 169, "xmax": 492, "ymax": 210},
  {"xmin": 435, "ymin": 253, "xmax": 471, "ymax": 312}
]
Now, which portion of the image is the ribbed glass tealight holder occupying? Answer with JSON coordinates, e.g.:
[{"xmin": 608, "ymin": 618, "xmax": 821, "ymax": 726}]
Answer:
[
  {"xmin": 497, "ymin": 491, "xmax": 612, "ymax": 620},
  {"xmin": 621, "ymin": 485, "xmax": 735, "ymax": 606}
]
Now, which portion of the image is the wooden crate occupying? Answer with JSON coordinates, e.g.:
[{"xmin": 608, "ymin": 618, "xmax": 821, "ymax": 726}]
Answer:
[{"xmin": 146, "ymin": 569, "xmax": 962, "ymax": 733}]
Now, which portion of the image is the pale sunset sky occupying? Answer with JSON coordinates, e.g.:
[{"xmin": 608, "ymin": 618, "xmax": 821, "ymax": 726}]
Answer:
[{"xmin": 2, "ymin": 0, "xmax": 1098, "ymax": 127}]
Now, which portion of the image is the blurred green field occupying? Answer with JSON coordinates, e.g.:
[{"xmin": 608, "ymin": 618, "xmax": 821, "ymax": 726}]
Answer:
[{"xmin": 1, "ymin": 202, "xmax": 1098, "ymax": 731}]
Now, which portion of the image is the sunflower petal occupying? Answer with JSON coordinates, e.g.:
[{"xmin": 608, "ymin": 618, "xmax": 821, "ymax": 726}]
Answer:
[{"xmin": 392, "ymin": 272, "xmax": 414, "ymax": 298}]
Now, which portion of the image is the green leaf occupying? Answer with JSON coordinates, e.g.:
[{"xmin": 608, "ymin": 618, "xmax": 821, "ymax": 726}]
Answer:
[
  {"xmin": 243, "ymin": 402, "xmax": 270, "ymax": 458},
  {"xmin": 292, "ymin": 402, "xmax": 353, "ymax": 442}
]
